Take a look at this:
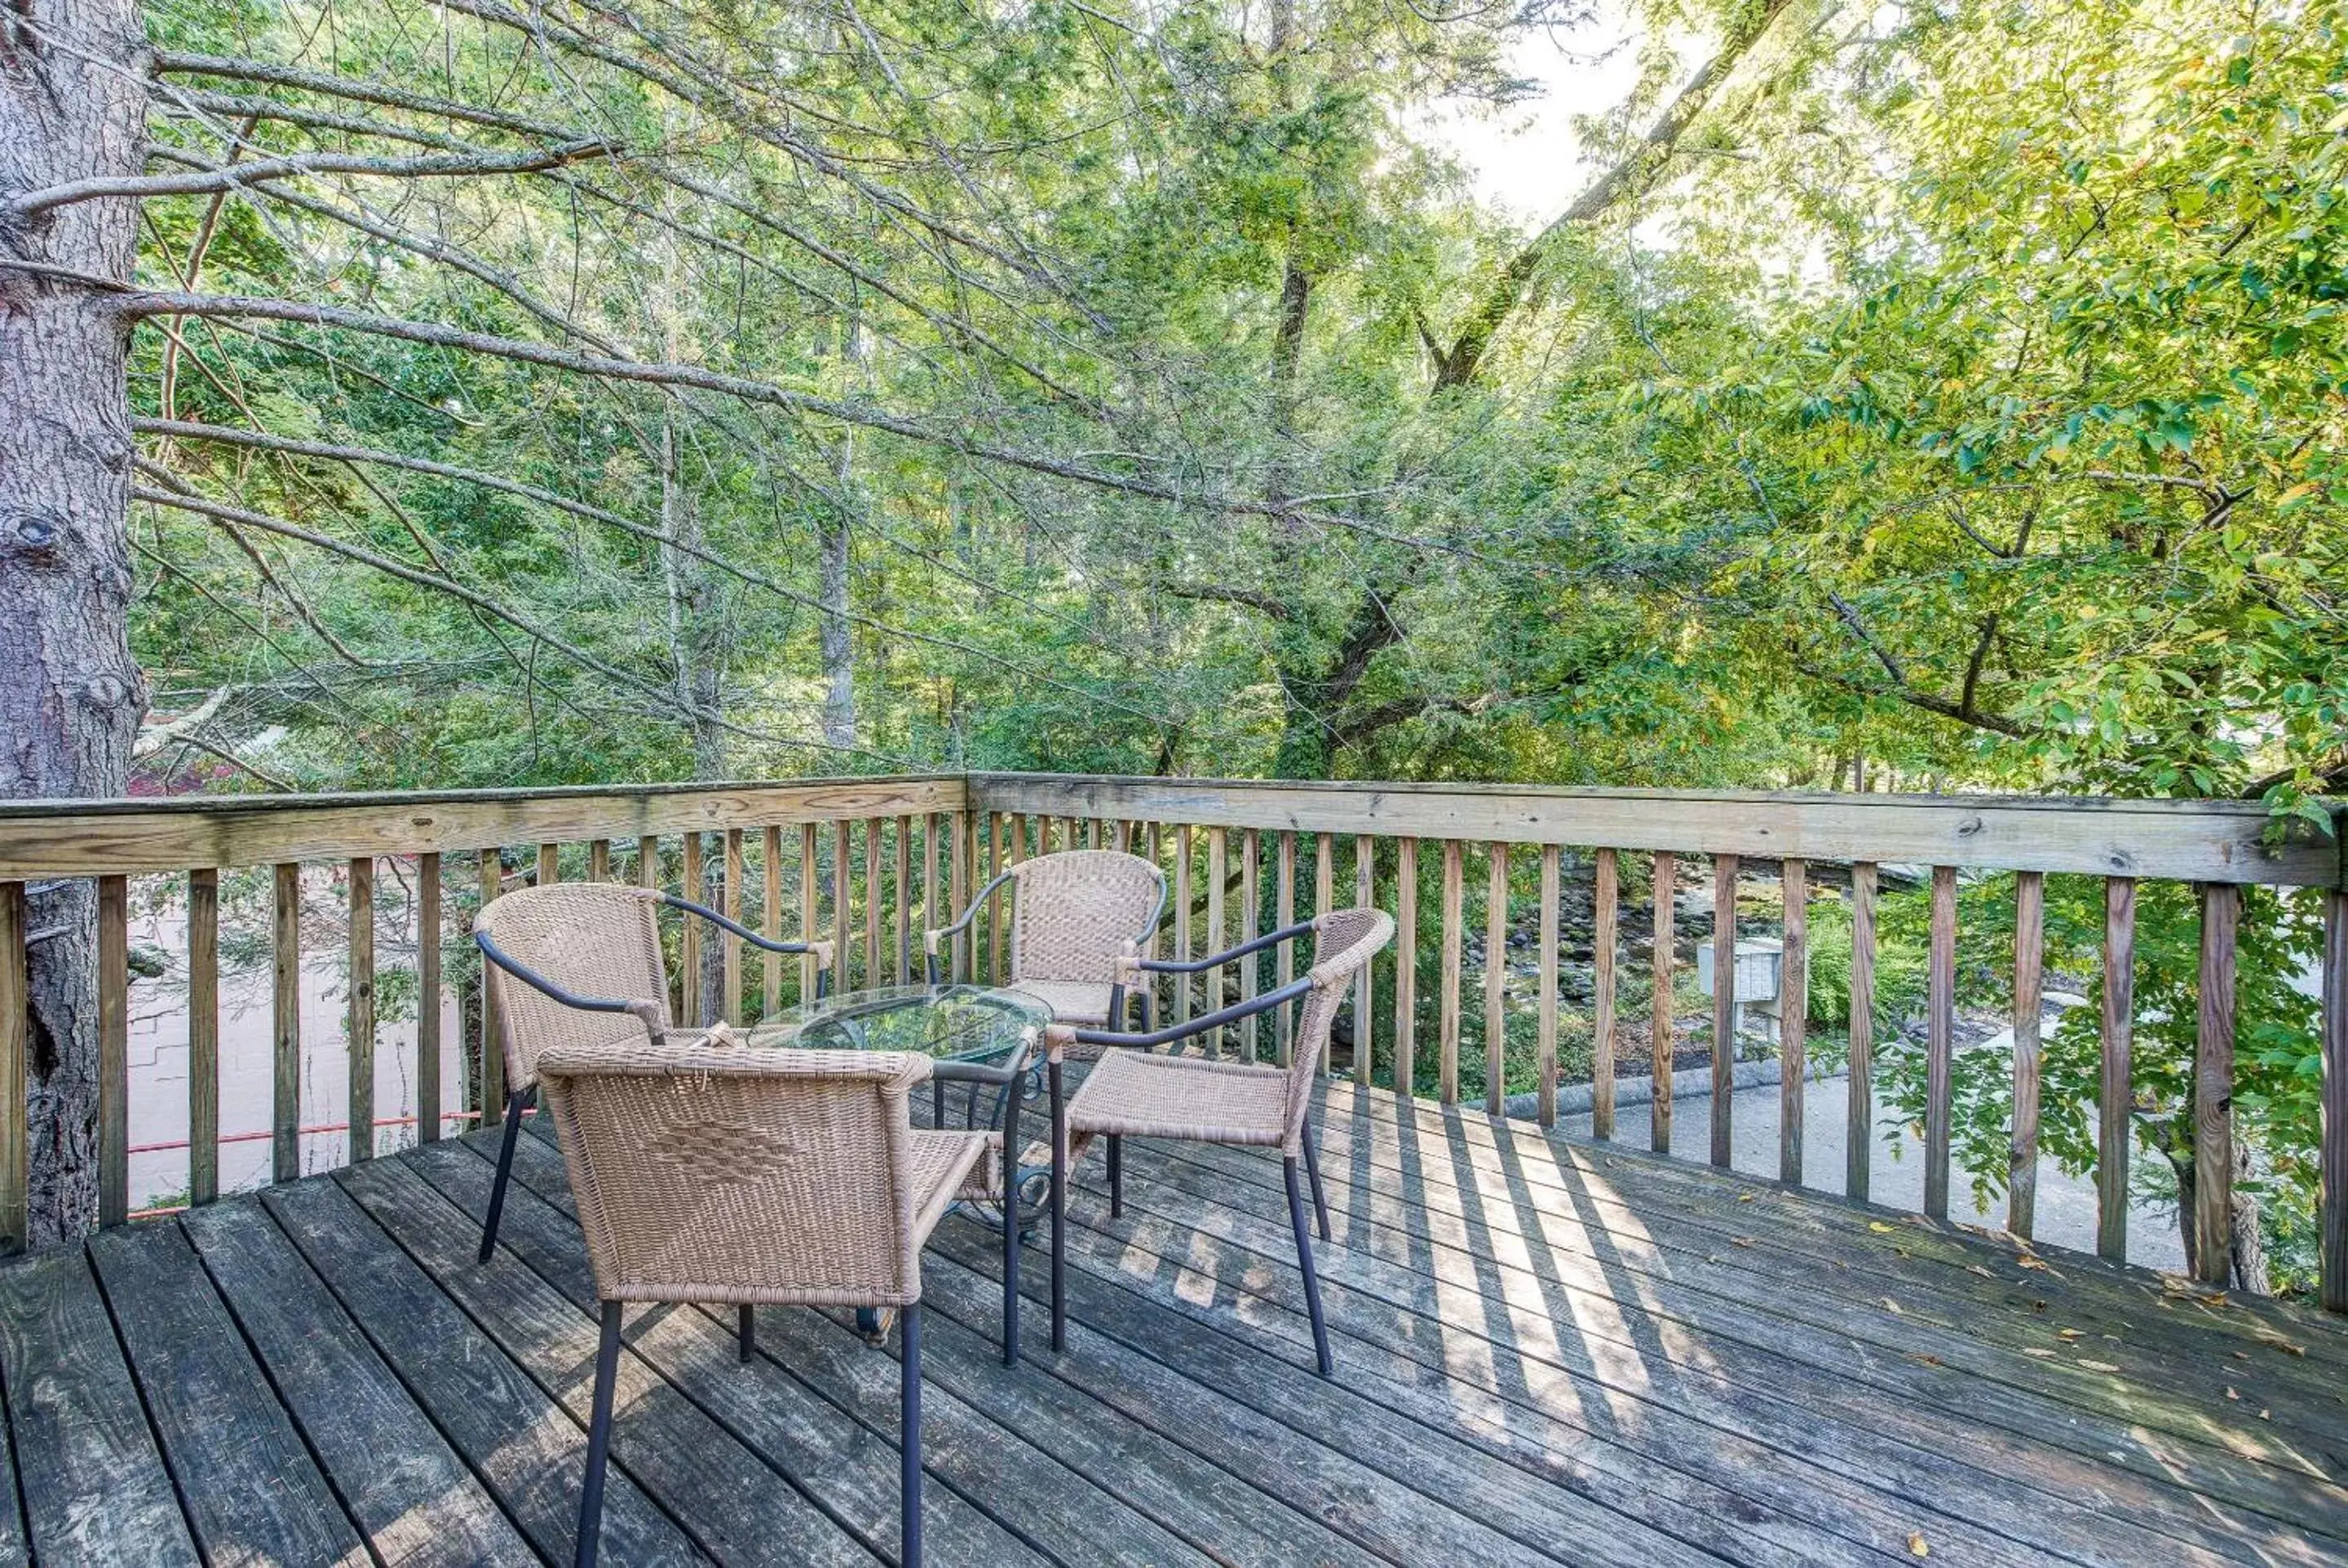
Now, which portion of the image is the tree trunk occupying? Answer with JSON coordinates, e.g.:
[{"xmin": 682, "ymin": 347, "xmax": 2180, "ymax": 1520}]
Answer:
[
  {"xmin": 658, "ymin": 410, "xmax": 728, "ymax": 1021},
  {"xmin": 819, "ymin": 449, "xmax": 856, "ymax": 752},
  {"xmin": 1, "ymin": 0, "xmax": 153, "ymax": 1246}
]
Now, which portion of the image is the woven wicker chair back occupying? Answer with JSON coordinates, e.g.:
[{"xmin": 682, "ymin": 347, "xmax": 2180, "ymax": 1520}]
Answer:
[
  {"xmin": 1010, "ymin": 850, "xmax": 1163, "ymax": 987},
  {"xmin": 476, "ymin": 884, "xmax": 671, "ymax": 1092},
  {"xmin": 1282, "ymin": 908, "xmax": 1395, "ymax": 1137},
  {"xmin": 537, "ymin": 1040, "xmax": 934, "ymax": 1307}
]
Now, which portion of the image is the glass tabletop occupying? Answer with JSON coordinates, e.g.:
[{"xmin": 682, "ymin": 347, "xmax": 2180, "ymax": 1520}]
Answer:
[{"xmin": 759, "ymin": 983, "xmax": 1053, "ymax": 1063}]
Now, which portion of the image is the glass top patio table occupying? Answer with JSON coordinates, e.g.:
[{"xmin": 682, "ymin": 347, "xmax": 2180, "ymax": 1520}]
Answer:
[{"xmin": 759, "ymin": 983, "xmax": 1052, "ymax": 1064}]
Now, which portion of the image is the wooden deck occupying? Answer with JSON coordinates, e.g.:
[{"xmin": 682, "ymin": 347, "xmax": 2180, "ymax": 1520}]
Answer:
[{"xmin": 0, "ymin": 1078, "xmax": 2342, "ymax": 1566}]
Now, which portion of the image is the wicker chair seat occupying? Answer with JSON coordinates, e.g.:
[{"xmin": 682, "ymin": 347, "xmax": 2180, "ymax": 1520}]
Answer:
[
  {"xmin": 1064, "ymin": 1049, "xmax": 1289, "ymax": 1147},
  {"xmin": 1005, "ymin": 978, "xmax": 1116, "ymax": 1026},
  {"xmin": 909, "ymin": 1129, "xmax": 992, "ymax": 1237}
]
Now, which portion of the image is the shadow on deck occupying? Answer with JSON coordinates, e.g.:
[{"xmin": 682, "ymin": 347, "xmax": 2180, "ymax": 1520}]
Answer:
[{"xmin": 0, "ymin": 1079, "xmax": 2341, "ymax": 1566}]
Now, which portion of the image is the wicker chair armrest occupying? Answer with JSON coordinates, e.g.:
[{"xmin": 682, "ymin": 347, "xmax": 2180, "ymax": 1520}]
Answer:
[
  {"xmin": 1130, "ymin": 919, "xmax": 1315, "ymax": 976},
  {"xmin": 474, "ymin": 929, "xmax": 663, "ymax": 1043},
  {"xmin": 665, "ymin": 894, "xmax": 833, "ymax": 997},
  {"xmin": 1068, "ymin": 976, "xmax": 1311, "ymax": 1051}
]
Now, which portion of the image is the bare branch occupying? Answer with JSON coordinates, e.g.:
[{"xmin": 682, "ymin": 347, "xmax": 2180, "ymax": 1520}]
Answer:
[
  {"xmin": 7, "ymin": 139, "xmax": 621, "ymax": 219},
  {"xmin": 153, "ymin": 50, "xmax": 583, "ymax": 141},
  {"xmin": 1162, "ymin": 581, "xmax": 1296, "ymax": 621}
]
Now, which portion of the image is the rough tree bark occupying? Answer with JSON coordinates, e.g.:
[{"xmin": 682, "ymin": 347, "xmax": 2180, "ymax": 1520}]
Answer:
[{"xmin": 0, "ymin": 0, "xmax": 154, "ymax": 1245}]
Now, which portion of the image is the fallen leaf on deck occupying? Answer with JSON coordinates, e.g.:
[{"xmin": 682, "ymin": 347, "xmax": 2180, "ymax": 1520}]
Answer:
[
  {"xmin": 1906, "ymin": 1353, "xmax": 1946, "ymax": 1367},
  {"xmin": 1908, "ymin": 1532, "xmax": 1930, "ymax": 1557},
  {"xmin": 1882, "ymin": 1298, "xmax": 1904, "ymax": 1314},
  {"xmin": 1968, "ymin": 1265, "xmax": 1996, "ymax": 1279},
  {"xmin": 2077, "ymin": 1358, "xmax": 2120, "ymax": 1373},
  {"xmin": 2225, "ymin": 1386, "xmax": 2239, "ymax": 1400},
  {"xmin": 2023, "ymin": 1347, "xmax": 2056, "ymax": 1358},
  {"xmin": 1737, "ymin": 1192, "xmax": 1755, "ymax": 1204},
  {"xmin": 2056, "ymin": 1327, "xmax": 2084, "ymax": 1340},
  {"xmin": 1869, "ymin": 1221, "xmax": 1896, "ymax": 1233},
  {"xmin": 1733, "ymin": 1236, "xmax": 1754, "ymax": 1248}
]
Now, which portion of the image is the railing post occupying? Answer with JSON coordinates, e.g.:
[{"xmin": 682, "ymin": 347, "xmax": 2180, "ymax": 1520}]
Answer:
[
  {"xmin": 0, "ymin": 881, "xmax": 23, "ymax": 1252},
  {"xmin": 2009, "ymin": 870, "xmax": 2045, "ymax": 1238},
  {"xmin": 762, "ymin": 827, "xmax": 784, "ymax": 1018},
  {"xmin": 801, "ymin": 824, "xmax": 821, "ymax": 998},
  {"xmin": 725, "ymin": 828, "xmax": 745, "ymax": 1026},
  {"xmin": 1438, "ymin": 838, "xmax": 1462, "ymax": 1105},
  {"xmin": 1354, "ymin": 835, "xmax": 1376, "ymax": 1080},
  {"xmin": 1485, "ymin": 843, "xmax": 1509, "ymax": 1119},
  {"xmin": 276, "ymin": 861, "xmax": 305, "ymax": 1175},
  {"xmin": 1537, "ymin": 845, "xmax": 1559, "ymax": 1127},
  {"xmin": 2195, "ymin": 881, "xmax": 2240, "ymax": 1286},
  {"xmin": 417, "ymin": 853, "xmax": 440, "ymax": 1145},
  {"xmin": 1207, "ymin": 826, "xmax": 1227, "ymax": 1049},
  {"xmin": 863, "ymin": 816, "xmax": 882, "ymax": 988},
  {"xmin": 1240, "ymin": 829, "xmax": 1261, "ymax": 1062},
  {"xmin": 1924, "ymin": 865, "xmax": 1957, "ymax": 1219},
  {"xmin": 2322, "ymin": 886, "xmax": 2346, "ymax": 1312},
  {"xmin": 347, "ymin": 857, "xmax": 375, "ymax": 1165},
  {"xmin": 1779, "ymin": 859, "xmax": 1806, "ymax": 1187},
  {"xmin": 1314, "ymin": 833, "xmax": 1333, "ymax": 1073},
  {"xmin": 1592, "ymin": 848, "xmax": 1616, "ymax": 1138},
  {"xmin": 1395, "ymin": 837, "xmax": 1417, "ymax": 1096},
  {"xmin": 682, "ymin": 831, "xmax": 705, "ymax": 1026},
  {"xmin": 1710, "ymin": 855, "xmax": 1738, "ymax": 1169},
  {"xmin": 1276, "ymin": 832, "xmax": 1298, "ymax": 1066},
  {"xmin": 894, "ymin": 815, "xmax": 912, "ymax": 985},
  {"xmin": 188, "ymin": 868, "xmax": 220, "ymax": 1196},
  {"xmin": 1652, "ymin": 851, "xmax": 1676, "ymax": 1155},
  {"xmin": 97, "ymin": 874, "xmax": 127, "ymax": 1222},
  {"xmin": 1847, "ymin": 863, "xmax": 1876, "ymax": 1204},
  {"xmin": 2098, "ymin": 877, "xmax": 2134, "ymax": 1260}
]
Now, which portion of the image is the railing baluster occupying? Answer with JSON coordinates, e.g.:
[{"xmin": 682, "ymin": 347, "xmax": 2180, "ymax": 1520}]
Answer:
[
  {"xmin": 1925, "ymin": 864, "xmax": 1957, "ymax": 1218},
  {"xmin": 1593, "ymin": 847, "xmax": 1617, "ymax": 1141},
  {"xmin": 1780, "ymin": 859, "xmax": 1807, "ymax": 1187},
  {"xmin": 188, "ymin": 868, "xmax": 220, "ymax": 1198},
  {"xmin": 1395, "ymin": 837, "xmax": 1417, "ymax": 1096},
  {"xmin": 1174, "ymin": 824, "xmax": 1193, "ymax": 1027},
  {"xmin": 864, "ymin": 816, "xmax": 883, "ymax": 990},
  {"xmin": 1848, "ymin": 862, "xmax": 1877, "ymax": 1204},
  {"xmin": 1315, "ymin": 832, "xmax": 1334, "ymax": 1073},
  {"xmin": 1240, "ymin": 829, "xmax": 1261, "ymax": 1062},
  {"xmin": 98, "ymin": 874, "xmax": 129, "ymax": 1226},
  {"xmin": 1276, "ymin": 831, "xmax": 1298, "ymax": 1065},
  {"xmin": 0, "ymin": 882, "xmax": 24, "ymax": 1251},
  {"xmin": 347, "ymin": 857, "xmax": 375, "ymax": 1165},
  {"xmin": 987, "ymin": 813, "xmax": 1010, "ymax": 984},
  {"xmin": 588, "ymin": 839, "xmax": 611, "ymax": 881},
  {"xmin": 923, "ymin": 813, "xmax": 942, "ymax": 982},
  {"xmin": 724, "ymin": 828, "xmax": 746, "ymax": 1025},
  {"xmin": 417, "ymin": 853, "xmax": 440, "ymax": 1146},
  {"xmin": 637, "ymin": 834, "xmax": 660, "ymax": 890},
  {"xmin": 2196, "ymin": 881, "xmax": 2240, "ymax": 1286},
  {"xmin": 537, "ymin": 842, "xmax": 559, "ymax": 886},
  {"xmin": 1485, "ymin": 843, "xmax": 1509, "ymax": 1118},
  {"xmin": 477, "ymin": 850, "xmax": 504, "ymax": 1131},
  {"xmin": 1207, "ymin": 826, "xmax": 1227, "ymax": 1049},
  {"xmin": 1652, "ymin": 851, "xmax": 1676, "ymax": 1155},
  {"xmin": 834, "ymin": 822, "xmax": 854, "ymax": 992},
  {"xmin": 761, "ymin": 828, "xmax": 783, "ymax": 1018},
  {"xmin": 682, "ymin": 832, "xmax": 705, "ymax": 1026},
  {"xmin": 1537, "ymin": 844, "xmax": 1559, "ymax": 1127},
  {"xmin": 276, "ymin": 862, "xmax": 305, "ymax": 1176},
  {"xmin": 1355, "ymin": 834, "xmax": 1376, "ymax": 1080},
  {"xmin": 950, "ymin": 812, "xmax": 971, "ymax": 983},
  {"xmin": 1711, "ymin": 854, "xmax": 1739, "ymax": 1169},
  {"xmin": 2010, "ymin": 869, "xmax": 2045, "ymax": 1237},
  {"xmin": 1439, "ymin": 838, "xmax": 1462, "ymax": 1105},
  {"xmin": 798, "ymin": 824, "xmax": 820, "ymax": 1000},
  {"xmin": 894, "ymin": 815, "xmax": 912, "ymax": 984},
  {"xmin": 2321, "ymin": 888, "xmax": 2346, "ymax": 1312}
]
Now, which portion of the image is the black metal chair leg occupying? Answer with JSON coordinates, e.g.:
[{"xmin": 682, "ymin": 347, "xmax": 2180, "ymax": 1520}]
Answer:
[
  {"xmin": 737, "ymin": 1305, "xmax": 754, "ymax": 1363},
  {"xmin": 1301, "ymin": 1119, "xmax": 1331, "ymax": 1242},
  {"xmin": 1107, "ymin": 1134, "xmax": 1123, "ymax": 1219},
  {"xmin": 1048, "ymin": 1058, "xmax": 1066, "ymax": 1354},
  {"xmin": 576, "ymin": 1300, "xmax": 623, "ymax": 1568},
  {"xmin": 900, "ymin": 1304, "xmax": 924, "ymax": 1568},
  {"xmin": 1285, "ymin": 1157, "xmax": 1334, "ymax": 1377},
  {"xmin": 1001, "ymin": 1083, "xmax": 1021, "ymax": 1367},
  {"xmin": 479, "ymin": 1087, "xmax": 531, "ymax": 1265}
]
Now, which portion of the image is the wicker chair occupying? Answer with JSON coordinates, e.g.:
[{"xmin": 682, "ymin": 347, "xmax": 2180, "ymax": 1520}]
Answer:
[
  {"xmin": 1049, "ymin": 907, "xmax": 1393, "ymax": 1376},
  {"xmin": 536, "ymin": 1039, "xmax": 988, "ymax": 1568},
  {"xmin": 924, "ymin": 849, "xmax": 1164, "ymax": 1026},
  {"xmin": 472, "ymin": 881, "xmax": 834, "ymax": 1265}
]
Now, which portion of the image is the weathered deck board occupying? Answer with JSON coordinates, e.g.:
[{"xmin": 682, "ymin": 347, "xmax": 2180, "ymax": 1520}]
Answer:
[
  {"xmin": 0, "ymin": 1076, "xmax": 2340, "ymax": 1567},
  {"xmin": 86, "ymin": 1222, "xmax": 370, "ymax": 1566}
]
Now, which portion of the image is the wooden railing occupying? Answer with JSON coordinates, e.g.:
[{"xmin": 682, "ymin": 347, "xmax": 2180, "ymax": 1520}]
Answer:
[
  {"xmin": 2, "ymin": 772, "xmax": 2344, "ymax": 1310},
  {"xmin": 965, "ymin": 775, "xmax": 2348, "ymax": 1305}
]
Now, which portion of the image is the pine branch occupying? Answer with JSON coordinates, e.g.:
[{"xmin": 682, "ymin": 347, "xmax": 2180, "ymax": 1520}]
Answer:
[{"xmin": 6, "ymin": 139, "xmax": 622, "ymax": 219}]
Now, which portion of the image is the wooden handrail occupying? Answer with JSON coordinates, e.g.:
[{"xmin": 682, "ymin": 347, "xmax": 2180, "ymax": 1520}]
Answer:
[{"xmin": 965, "ymin": 773, "xmax": 2344, "ymax": 886}]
